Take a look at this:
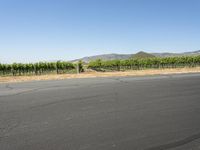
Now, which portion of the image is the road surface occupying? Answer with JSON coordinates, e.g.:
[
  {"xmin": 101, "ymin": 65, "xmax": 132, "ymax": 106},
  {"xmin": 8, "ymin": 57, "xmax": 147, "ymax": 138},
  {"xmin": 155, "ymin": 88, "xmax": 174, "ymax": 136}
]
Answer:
[{"xmin": 0, "ymin": 74, "xmax": 200, "ymax": 150}]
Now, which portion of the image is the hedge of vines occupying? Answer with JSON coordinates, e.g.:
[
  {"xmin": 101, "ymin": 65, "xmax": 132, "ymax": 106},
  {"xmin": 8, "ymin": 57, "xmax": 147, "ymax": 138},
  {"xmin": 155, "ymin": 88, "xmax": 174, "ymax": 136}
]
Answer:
[
  {"xmin": 88, "ymin": 56, "xmax": 200, "ymax": 71},
  {"xmin": 0, "ymin": 61, "xmax": 77, "ymax": 76}
]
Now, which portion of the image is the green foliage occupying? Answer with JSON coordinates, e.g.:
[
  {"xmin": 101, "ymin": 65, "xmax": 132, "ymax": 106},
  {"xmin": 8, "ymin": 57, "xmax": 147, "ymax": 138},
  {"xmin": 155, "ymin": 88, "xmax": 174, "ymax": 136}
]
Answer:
[
  {"xmin": 0, "ymin": 61, "xmax": 75, "ymax": 76},
  {"xmin": 88, "ymin": 56, "xmax": 200, "ymax": 71},
  {"xmin": 78, "ymin": 60, "xmax": 84, "ymax": 72}
]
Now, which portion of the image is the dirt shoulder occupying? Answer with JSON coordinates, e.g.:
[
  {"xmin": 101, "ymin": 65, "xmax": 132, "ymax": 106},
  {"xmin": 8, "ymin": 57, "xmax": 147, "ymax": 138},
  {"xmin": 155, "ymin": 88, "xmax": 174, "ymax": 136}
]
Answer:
[{"xmin": 0, "ymin": 67, "xmax": 200, "ymax": 83}]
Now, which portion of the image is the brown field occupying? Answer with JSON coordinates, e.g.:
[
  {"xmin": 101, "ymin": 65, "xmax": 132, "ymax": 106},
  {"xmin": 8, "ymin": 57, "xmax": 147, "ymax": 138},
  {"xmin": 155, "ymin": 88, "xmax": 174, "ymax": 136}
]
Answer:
[{"xmin": 0, "ymin": 67, "xmax": 200, "ymax": 83}]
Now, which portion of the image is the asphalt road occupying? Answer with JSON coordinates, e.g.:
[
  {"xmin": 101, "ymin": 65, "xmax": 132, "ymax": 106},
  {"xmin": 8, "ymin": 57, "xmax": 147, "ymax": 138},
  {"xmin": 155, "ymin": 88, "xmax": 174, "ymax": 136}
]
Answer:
[{"xmin": 0, "ymin": 74, "xmax": 200, "ymax": 150}]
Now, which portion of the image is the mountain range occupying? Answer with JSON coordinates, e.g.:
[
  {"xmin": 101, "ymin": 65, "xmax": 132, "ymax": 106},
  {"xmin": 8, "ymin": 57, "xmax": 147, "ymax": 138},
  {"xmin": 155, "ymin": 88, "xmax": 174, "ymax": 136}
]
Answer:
[{"xmin": 70, "ymin": 50, "xmax": 200, "ymax": 63}]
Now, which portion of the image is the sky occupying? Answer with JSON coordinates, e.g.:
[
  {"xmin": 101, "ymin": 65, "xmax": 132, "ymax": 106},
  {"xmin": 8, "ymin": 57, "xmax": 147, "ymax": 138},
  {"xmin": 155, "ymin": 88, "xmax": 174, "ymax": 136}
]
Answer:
[{"xmin": 0, "ymin": 0, "xmax": 200, "ymax": 63}]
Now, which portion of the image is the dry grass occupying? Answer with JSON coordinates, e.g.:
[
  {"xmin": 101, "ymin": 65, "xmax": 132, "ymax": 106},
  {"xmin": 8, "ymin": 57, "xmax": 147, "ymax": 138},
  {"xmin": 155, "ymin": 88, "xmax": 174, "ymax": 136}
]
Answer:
[{"xmin": 1, "ymin": 67, "xmax": 200, "ymax": 83}]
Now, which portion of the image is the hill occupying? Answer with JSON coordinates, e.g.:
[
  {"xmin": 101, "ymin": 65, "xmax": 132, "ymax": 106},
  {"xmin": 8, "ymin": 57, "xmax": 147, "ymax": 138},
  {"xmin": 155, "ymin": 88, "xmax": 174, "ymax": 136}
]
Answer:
[
  {"xmin": 153, "ymin": 50, "xmax": 200, "ymax": 57},
  {"xmin": 131, "ymin": 51, "xmax": 156, "ymax": 59},
  {"xmin": 71, "ymin": 53, "xmax": 132, "ymax": 63}
]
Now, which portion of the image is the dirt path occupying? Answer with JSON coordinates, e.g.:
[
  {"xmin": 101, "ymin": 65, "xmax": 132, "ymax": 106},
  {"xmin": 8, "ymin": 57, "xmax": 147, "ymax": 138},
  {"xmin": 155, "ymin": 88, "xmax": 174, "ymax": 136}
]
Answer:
[{"xmin": 0, "ymin": 67, "xmax": 200, "ymax": 83}]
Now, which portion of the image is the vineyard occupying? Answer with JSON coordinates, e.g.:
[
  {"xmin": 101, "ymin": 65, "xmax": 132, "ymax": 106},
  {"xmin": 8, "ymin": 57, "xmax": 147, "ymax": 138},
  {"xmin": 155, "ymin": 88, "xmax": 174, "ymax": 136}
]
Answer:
[
  {"xmin": 1, "ymin": 56, "xmax": 200, "ymax": 76},
  {"xmin": 88, "ymin": 56, "xmax": 200, "ymax": 71},
  {"xmin": 0, "ymin": 61, "xmax": 83, "ymax": 76}
]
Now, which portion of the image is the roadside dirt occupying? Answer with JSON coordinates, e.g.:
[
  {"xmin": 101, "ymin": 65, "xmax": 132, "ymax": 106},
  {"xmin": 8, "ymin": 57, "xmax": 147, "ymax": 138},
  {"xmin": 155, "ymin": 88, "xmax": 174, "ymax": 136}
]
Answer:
[{"xmin": 0, "ymin": 67, "xmax": 200, "ymax": 83}]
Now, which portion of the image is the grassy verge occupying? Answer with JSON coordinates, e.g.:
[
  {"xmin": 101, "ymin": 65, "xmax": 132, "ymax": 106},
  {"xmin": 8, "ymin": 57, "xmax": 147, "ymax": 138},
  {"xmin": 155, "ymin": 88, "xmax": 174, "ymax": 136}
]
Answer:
[{"xmin": 0, "ymin": 67, "xmax": 200, "ymax": 83}]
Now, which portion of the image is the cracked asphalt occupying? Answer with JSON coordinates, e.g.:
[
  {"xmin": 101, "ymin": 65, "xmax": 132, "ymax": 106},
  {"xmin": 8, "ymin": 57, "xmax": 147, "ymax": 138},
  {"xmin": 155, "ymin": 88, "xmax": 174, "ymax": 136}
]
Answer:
[{"xmin": 0, "ymin": 74, "xmax": 200, "ymax": 150}]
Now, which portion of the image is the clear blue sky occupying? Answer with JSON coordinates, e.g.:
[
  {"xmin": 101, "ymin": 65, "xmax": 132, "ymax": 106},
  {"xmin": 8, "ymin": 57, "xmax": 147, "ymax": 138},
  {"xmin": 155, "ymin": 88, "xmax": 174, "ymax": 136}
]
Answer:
[{"xmin": 0, "ymin": 0, "xmax": 200, "ymax": 63}]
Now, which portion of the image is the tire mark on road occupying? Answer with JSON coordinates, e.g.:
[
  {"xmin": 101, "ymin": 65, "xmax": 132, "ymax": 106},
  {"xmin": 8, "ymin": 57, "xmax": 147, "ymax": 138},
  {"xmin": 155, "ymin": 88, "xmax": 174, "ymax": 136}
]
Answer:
[
  {"xmin": 5, "ymin": 84, "xmax": 14, "ymax": 90},
  {"xmin": 29, "ymin": 94, "xmax": 105, "ymax": 109},
  {"xmin": 146, "ymin": 132, "xmax": 200, "ymax": 150},
  {"xmin": 0, "ymin": 84, "xmax": 81, "ymax": 98}
]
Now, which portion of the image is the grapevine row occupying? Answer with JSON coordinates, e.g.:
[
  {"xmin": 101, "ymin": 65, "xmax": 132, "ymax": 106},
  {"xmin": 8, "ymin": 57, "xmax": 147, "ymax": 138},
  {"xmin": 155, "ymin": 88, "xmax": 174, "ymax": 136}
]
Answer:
[
  {"xmin": 88, "ymin": 56, "xmax": 200, "ymax": 71},
  {"xmin": 0, "ymin": 61, "xmax": 82, "ymax": 76}
]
